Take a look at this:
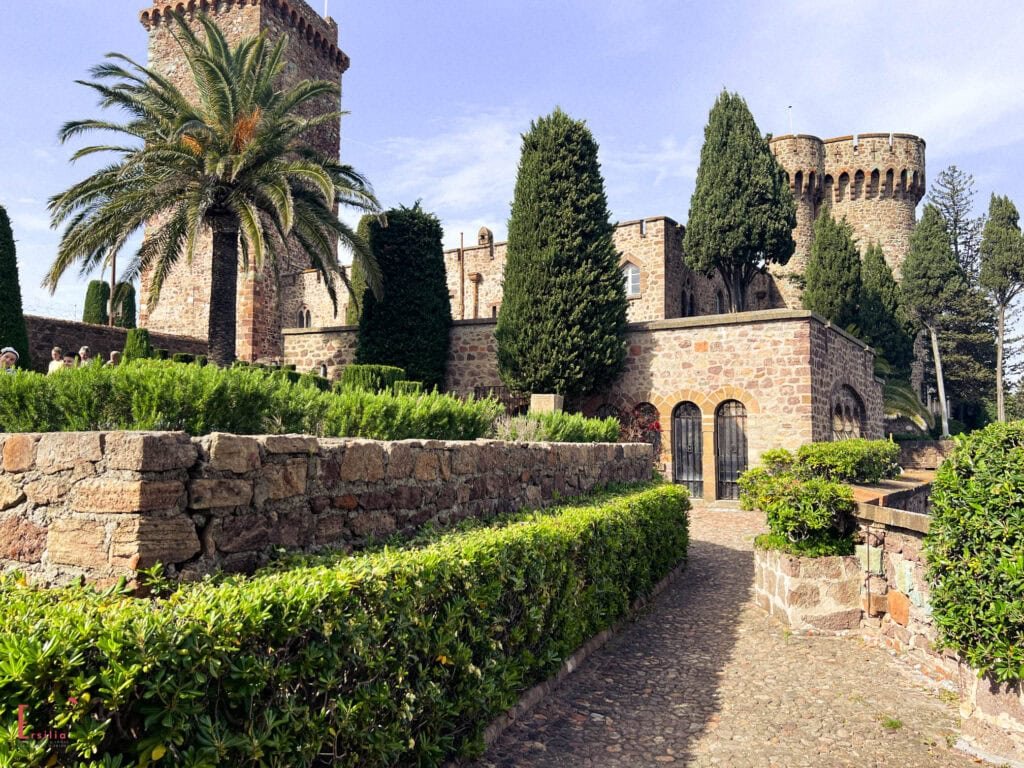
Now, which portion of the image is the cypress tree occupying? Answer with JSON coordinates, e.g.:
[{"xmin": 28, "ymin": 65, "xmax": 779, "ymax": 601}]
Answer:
[
  {"xmin": 82, "ymin": 280, "xmax": 110, "ymax": 325},
  {"xmin": 122, "ymin": 328, "xmax": 154, "ymax": 362},
  {"xmin": 345, "ymin": 215, "xmax": 371, "ymax": 325},
  {"xmin": 683, "ymin": 90, "xmax": 796, "ymax": 311},
  {"xmin": 0, "ymin": 205, "xmax": 30, "ymax": 367},
  {"xmin": 902, "ymin": 205, "xmax": 963, "ymax": 437},
  {"xmin": 859, "ymin": 242, "xmax": 913, "ymax": 376},
  {"xmin": 113, "ymin": 282, "xmax": 136, "ymax": 329},
  {"xmin": 802, "ymin": 209, "xmax": 861, "ymax": 329},
  {"xmin": 495, "ymin": 109, "xmax": 627, "ymax": 399},
  {"xmin": 979, "ymin": 194, "xmax": 1024, "ymax": 421},
  {"xmin": 356, "ymin": 203, "xmax": 451, "ymax": 389}
]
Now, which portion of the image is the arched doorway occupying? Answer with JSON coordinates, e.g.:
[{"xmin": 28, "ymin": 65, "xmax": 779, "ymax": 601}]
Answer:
[
  {"xmin": 672, "ymin": 402, "xmax": 703, "ymax": 498},
  {"xmin": 715, "ymin": 400, "xmax": 748, "ymax": 500}
]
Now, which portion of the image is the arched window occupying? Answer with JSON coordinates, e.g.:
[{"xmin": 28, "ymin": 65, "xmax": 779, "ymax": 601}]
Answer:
[
  {"xmin": 623, "ymin": 262, "xmax": 641, "ymax": 297},
  {"xmin": 297, "ymin": 308, "xmax": 307, "ymax": 328},
  {"xmin": 832, "ymin": 385, "xmax": 865, "ymax": 441},
  {"xmin": 681, "ymin": 289, "xmax": 690, "ymax": 317},
  {"xmin": 689, "ymin": 292, "xmax": 696, "ymax": 317},
  {"xmin": 304, "ymin": 309, "xmax": 312, "ymax": 328},
  {"xmin": 628, "ymin": 402, "xmax": 662, "ymax": 457},
  {"xmin": 715, "ymin": 291, "xmax": 725, "ymax": 314}
]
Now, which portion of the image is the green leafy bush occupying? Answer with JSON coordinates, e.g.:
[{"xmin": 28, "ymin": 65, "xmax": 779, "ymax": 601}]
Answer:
[
  {"xmin": 492, "ymin": 412, "xmax": 620, "ymax": 443},
  {"xmin": 338, "ymin": 363, "xmax": 407, "ymax": 393},
  {"xmin": 121, "ymin": 328, "xmax": 153, "ymax": 362},
  {"xmin": 925, "ymin": 422, "xmax": 1024, "ymax": 681},
  {"xmin": 794, "ymin": 439, "xmax": 900, "ymax": 483},
  {"xmin": 392, "ymin": 380, "xmax": 424, "ymax": 396},
  {"xmin": 170, "ymin": 352, "xmax": 194, "ymax": 364},
  {"xmin": 0, "ymin": 360, "xmax": 501, "ymax": 440},
  {"xmin": 0, "ymin": 485, "xmax": 689, "ymax": 766}
]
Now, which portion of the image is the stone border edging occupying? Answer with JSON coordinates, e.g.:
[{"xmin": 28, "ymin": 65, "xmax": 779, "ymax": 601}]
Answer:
[{"xmin": 444, "ymin": 555, "xmax": 690, "ymax": 766}]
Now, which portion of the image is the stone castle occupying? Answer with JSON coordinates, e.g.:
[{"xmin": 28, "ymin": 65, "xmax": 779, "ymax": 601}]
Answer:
[{"xmin": 131, "ymin": 0, "xmax": 928, "ymax": 499}]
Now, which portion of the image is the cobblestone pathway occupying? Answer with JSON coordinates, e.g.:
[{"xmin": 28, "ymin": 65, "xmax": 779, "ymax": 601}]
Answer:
[{"xmin": 477, "ymin": 508, "xmax": 976, "ymax": 768}]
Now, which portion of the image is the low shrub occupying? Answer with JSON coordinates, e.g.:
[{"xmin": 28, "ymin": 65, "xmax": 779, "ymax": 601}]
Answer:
[
  {"xmin": 121, "ymin": 327, "xmax": 153, "ymax": 362},
  {"xmin": 925, "ymin": 422, "xmax": 1024, "ymax": 682},
  {"xmin": 0, "ymin": 485, "xmax": 689, "ymax": 766},
  {"xmin": 794, "ymin": 438, "xmax": 900, "ymax": 483},
  {"xmin": 491, "ymin": 412, "xmax": 620, "ymax": 443},
  {"xmin": 392, "ymin": 380, "xmax": 424, "ymax": 396},
  {"xmin": 0, "ymin": 360, "xmax": 501, "ymax": 440},
  {"xmin": 338, "ymin": 363, "xmax": 407, "ymax": 393}
]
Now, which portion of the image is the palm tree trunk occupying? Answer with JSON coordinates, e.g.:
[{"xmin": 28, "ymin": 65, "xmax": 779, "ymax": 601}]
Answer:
[
  {"xmin": 208, "ymin": 218, "xmax": 240, "ymax": 367},
  {"xmin": 928, "ymin": 324, "xmax": 951, "ymax": 438},
  {"xmin": 997, "ymin": 302, "xmax": 1006, "ymax": 422}
]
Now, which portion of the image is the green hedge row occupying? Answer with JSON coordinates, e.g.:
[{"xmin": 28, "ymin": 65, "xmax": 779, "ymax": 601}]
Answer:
[
  {"xmin": 794, "ymin": 439, "xmax": 900, "ymax": 484},
  {"xmin": 0, "ymin": 484, "xmax": 690, "ymax": 766},
  {"xmin": 338, "ymin": 364, "xmax": 407, "ymax": 393},
  {"xmin": 926, "ymin": 422, "xmax": 1024, "ymax": 682},
  {"xmin": 491, "ymin": 412, "xmax": 620, "ymax": 443},
  {"xmin": 0, "ymin": 361, "xmax": 500, "ymax": 440}
]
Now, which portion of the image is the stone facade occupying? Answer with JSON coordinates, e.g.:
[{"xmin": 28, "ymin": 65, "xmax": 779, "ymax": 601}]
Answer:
[
  {"xmin": 958, "ymin": 667, "xmax": 1024, "ymax": 764},
  {"xmin": 0, "ymin": 430, "xmax": 651, "ymax": 586},
  {"xmin": 138, "ymin": 0, "xmax": 349, "ymax": 362},
  {"xmin": 754, "ymin": 548, "xmax": 864, "ymax": 632},
  {"xmin": 24, "ymin": 315, "xmax": 207, "ymax": 372},
  {"xmin": 898, "ymin": 440, "xmax": 954, "ymax": 470}
]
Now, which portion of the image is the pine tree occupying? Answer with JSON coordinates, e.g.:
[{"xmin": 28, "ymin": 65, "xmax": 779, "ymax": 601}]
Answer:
[
  {"xmin": 928, "ymin": 165, "xmax": 985, "ymax": 279},
  {"xmin": 936, "ymin": 285, "xmax": 996, "ymax": 427},
  {"xmin": 859, "ymin": 243, "xmax": 914, "ymax": 377},
  {"xmin": 0, "ymin": 205, "xmax": 30, "ymax": 368},
  {"xmin": 802, "ymin": 209, "xmax": 861, "ymax": 329},
  {"xmin": 683, "ymin": 90, "xmax": 795, "ymax": 311},
  {"xmin": 495, "ymin": 109, "xmax": 627, "ymax": 399},
  {"xmin": 356, "ymin": 203, "xmax": 451, "ymax": 389},
  {"xmin": 979, "ymin": 194, "xmax": 1024, "ymax": 421},
  {"xmin": 902, "ymin": 205, "xmax": 963, "ymax": 437},
  {"xmin": 83, "ymin": 280, "xmax": 110, "ymax": 325},
  {"xmin": 113, "ymin": 282, "xmax": 137, "ymax": 329}
]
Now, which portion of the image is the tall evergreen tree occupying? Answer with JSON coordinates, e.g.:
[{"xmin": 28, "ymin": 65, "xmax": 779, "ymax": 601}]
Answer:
[
  {"xmin": 936, "ymin": 285, "xmax": 996, "ymax": 427},
  {"xmin": 495, "ymin": 109, "xmax": 627, "ymax": 399},
  {"xmin": 802, "ymin": 209, "xmax": 861, "ymax": 329},
  {"xmin": 345, "ymin": 215, "xmax": 372, "ymax": 325},
  {"xmin": 928, "ymin": 165, "xmax": 985, "ymax": 279},
  {"xmin": 683, "ymin": 90, "xmax": 795, "ymax": 311},
  {"xmin": 356, "ymin": 203, "xmax": 451, "ymax": 389},
  {"xmin": 979, "ymin": 193, "xmax": 1024, "ymax": 421},
  {"xmin": 0, "ymin": 205, "xmax": 30, "ymax": 368},
  {"xmin": 902, "ymin": 205, "xmax": 963, "ymax": 437},
  {"xmin": 859, "ymin": 243, "xmax": 914, "ymax": 376},
  {"xmin": 113, "ymin": 282, "xmax": 137, "ymax": 329},
  {"xmin": 82, "ymin": 280, "xmax": 110, "ymax": 325}
]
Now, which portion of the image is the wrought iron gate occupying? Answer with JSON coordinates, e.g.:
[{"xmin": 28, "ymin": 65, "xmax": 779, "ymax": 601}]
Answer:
[
  {"xmin": 715, "ymin": 400, "xmax": 748, "ymax": 500},
  {"xmin": 672, "ymin": 402, "xmax": 703, "ymax": 498}
]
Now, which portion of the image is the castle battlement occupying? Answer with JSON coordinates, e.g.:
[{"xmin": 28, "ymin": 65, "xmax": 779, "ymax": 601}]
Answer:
[{"xmin": 140, "ymin": 0, "xmax": 349, "ymax": 72}]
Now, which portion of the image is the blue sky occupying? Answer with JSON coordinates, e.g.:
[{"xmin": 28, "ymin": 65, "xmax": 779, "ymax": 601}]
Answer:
[{"xmin": 2, "ymin": 0, "xmax": 1024, "ymax": 319}]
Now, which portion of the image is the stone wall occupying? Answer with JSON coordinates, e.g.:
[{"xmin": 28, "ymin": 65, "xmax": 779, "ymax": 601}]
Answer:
[
  {"xmin": 24, "ymin": 315, "xmax": 207, "ymax": 372},
  {"xmin": 753, "ymin": 548, "xmax": 863, "ymax": 632},
  {"xmin": 0, "ymin": 431, "xmax": 651, "ymax": 586},
  {"xmin": 809, "ymin": 320, "xmax": 885, "ymax": 442},
  {"xmin": 898, "ymin": 440, "xmax": 954, "ymax": 470}
]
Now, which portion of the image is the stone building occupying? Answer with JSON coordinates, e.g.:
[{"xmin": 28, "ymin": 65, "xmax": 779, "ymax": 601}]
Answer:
[{"xmin": 138, "ymin": 0, "xmax": 351, "ymax": 362}]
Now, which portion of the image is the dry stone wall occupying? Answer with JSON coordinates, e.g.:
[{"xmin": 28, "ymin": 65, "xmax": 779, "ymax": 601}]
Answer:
[
  {"xmin": 0, "ymin": 430, "xmax": 651, "ymax": 586},
  {"xmin": 754, "ymin": 548, "xmax": 864, "ymax": 632}
]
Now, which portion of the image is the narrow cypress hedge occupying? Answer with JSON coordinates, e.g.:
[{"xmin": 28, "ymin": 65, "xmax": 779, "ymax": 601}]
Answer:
[
  {"xmin": 0, "ymin": 484, "xmax": 689, "ymax": 766},
  {"xmin": 114, "ymin": 282, "xmax": 137, "ymax": 329},
  {"xmin": 82, "ymin": 280, "xmax": 110, "ymax": 325},
  {"xmin": 122, "ymin": 328, "xmax": 153, "ymax": 361},
  {"xmin": 339, "ymin": 363, "xmax": 407, "ymax": 393},
  {"xmin": 926, "ymin": 422, "xmax": 1024, "ymax": 682},
  {"xmin": 0, "ymin": 205, "xmax": 30, "ymax": 367}
]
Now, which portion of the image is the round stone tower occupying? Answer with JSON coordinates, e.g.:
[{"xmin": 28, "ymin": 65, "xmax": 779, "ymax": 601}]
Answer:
[
  {"xmin": 821, "ymin": 133, "xmax": 926, "ymax": 278},
  {"xmin": 768, "ymin": 135, "xmax": 825, "ymax": 307}
]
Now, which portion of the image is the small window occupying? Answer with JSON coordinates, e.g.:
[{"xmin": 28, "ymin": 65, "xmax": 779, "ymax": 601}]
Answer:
[
  {"xmin": 715, "ymin": 291, "xmax": 725, "ymax": 314},
  {"xmin": 623, "ymin": 263, "xmax": 641, "ymax": 297},
  {"xmin": 297, "ymin": 309, "xmax": 307, "ymax": 328},
  {"xmin": 491, "ymin": 305, "xmax": 497, "ymax": 318},
  {"xmin": 304, "ymin": 309, "xmax": 312, "ymax": 328},
  {"xmin": 681, "ymin": 290, "xmax": 690, "ymax": 317}
]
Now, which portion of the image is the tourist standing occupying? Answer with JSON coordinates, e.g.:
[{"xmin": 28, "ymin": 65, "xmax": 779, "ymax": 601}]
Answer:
[
  {"xmin": 48, "ymin": 346, "xmax": 64, "ymax": 374},
  {"xmin": 0, "ymin": 347, "xmax": 19, "ymax": 372},
  {"xmin": 78, "ymin": 346, "xmax": 92, "ymax": 366}
]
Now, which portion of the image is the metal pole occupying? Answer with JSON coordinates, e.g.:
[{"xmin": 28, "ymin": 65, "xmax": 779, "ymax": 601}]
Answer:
[
  {"xmin": 788, "ymin": 105, "xmax": 794, "ymax": 135},
  {"xmin": 459, "ymin": 232, "xmax": 465, "ymax": 320}
]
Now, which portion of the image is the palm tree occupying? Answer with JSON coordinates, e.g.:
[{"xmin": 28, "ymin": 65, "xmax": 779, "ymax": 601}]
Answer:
[{"xmin": 46, "ymin": 12, "xmax": 381, "ymax": 366}]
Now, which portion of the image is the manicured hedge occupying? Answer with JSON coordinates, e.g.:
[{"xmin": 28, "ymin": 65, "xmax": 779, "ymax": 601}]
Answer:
[
  {"xmin": 492, "ymin": 411, "xmax": 621, "ymax": 443},
  {"xmin": 925, "ymin": 422, "xmax": 1024, "ymax": 682},
  {"xmin": 0, "ymin": 360, "xmax": 500, "ymax": 440},
  {"xmin": 338, "ymin": 363, "xmax": 407, "ymax": 393},
  {"xmin": 794, "ymin": 439, "xmax": 900, "ymax": 484},
  {"xmin": 0, "ymin": 484, "xmax": 690, "ymax": 766}
]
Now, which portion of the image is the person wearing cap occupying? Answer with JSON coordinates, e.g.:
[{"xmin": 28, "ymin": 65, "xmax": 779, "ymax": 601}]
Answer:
[
  {"xmin": 0, "ymin": 347, "xmax": 20, "ymax": 372},
  {"xmin": 48, "ymin": 346, "xmax": 64, "ymax": 374}
]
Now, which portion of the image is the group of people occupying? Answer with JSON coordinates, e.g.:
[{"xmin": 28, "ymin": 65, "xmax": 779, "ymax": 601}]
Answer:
[{"xmin": 0, "ymin": 345, "xmax": 122, "ymax": 374}]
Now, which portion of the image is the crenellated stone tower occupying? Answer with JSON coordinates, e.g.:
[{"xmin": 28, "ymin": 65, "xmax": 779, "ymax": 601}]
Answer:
[
  {"xmin": 769, "ymin": 132, "xmax": 926, "ymax": 305},
  {"xmin": 138, "ymin": 0, "xmax": 349, "ymax": 361}
]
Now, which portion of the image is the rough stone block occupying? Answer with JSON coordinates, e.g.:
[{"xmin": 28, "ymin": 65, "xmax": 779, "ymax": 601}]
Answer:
[
  {"xmin": 35, "ymin": 433, "xmax": 102, "ymax": 472},
  {"xmin": 258, "ymin": 435, "xmax": 318, "ymax": 454},
  {"xmin": 414, "ymin": 452, "xmax": 440, "ymax": 482},
  {"xmin": 211, "ymin": 513, "xmax": 271, "ymax": 553},
  {"xmin": 315, "ymin": 512, "xmax": 350, "ymax": 545},
  {"xmin": 206, "ymin": 433, "xmax": 261, "ymax": 474},
  {"xmin": 73, "ymin": 479, "xmax": 185, "ymax": 514},
  {"xmin": 0, "ymin": 516, "xmax": 46, "ymax": 562},
  {"xmin": 189, "ymin": 479, "xmax": 253, "ymax": 509},
  {"xmin": 110, "ymin": 514, "xmax": 201, "ymax": 568},
  {"xmin": 3, "ymin": 434, "xmax": 37, "ymax": 473},
  {"xmin": 887, "ymin": 589, "xmax": 911, "ymax": 627},
  {"xmin": 272, "ymin": 508, "xmax": 315, "ymax": 548},
  {"xmin": 349, "ymin": 511, "xmax": 396, "ymax": 538},
  {"xmin": 825, "ymin": 577, "xmax": 861, "ymax": 607},
  {"xmin": 450, "ymin": 445, "xmax": 477, "ymax": 475},
  {"xmin": 24, "ymin": 475, "xmax": 72, "ymax": 506},
  {"xmin": 104, "ymin": 432, "xmax": 197, "ymax": 472},
  {"xmin": 48, "ymin": 517, "xmax": 108, "ymax": 569},
  {"xmin": 530, "ymin": 393, "xmax": 564, "ymax": 413},
  {"xmin": 259, "ymin": 459, "xmax": 308, "ymax": 501},
  {"xmin": 339, "ymin": 441, "xmax": 385, "ymax": 483},
  {"xmin": 0, "ymin": 477, "xmax": 25, "ymax": 511},
  {"xmin": 804, "ymin": 608, "xmax": 863, "ymax": 632},
  {"xmin": 385, "ymin": 442, "xmax": 417, "ymax": 480},
  {"xmin": 785, "ymin": 583, "xmax": 821, "ymax": 609}
]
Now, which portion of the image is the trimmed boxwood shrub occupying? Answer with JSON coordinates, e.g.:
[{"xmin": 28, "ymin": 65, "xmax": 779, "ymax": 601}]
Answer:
[
  {"xmin": 0, "ymin": 360, "xmax": 501, "ymax": 440},
  {"xmin": 122, "ymin": 328, "xmax": 154, "ymax": 362},
  {"xmin": 492, "ymin": 412, "xmax": 620, "ymax": 443},
  {"xmin": 338, "ymin": 363, "xmax": 407, "ymax": 393},
  {"xmin": 0, "ymin": 484, "xmax": 689, "ymax": 766},
  {"xmin": 82, "ymin": 279, "xmax": 110, "ymax": 325},
  {"xmin": 392, "ymin": 379, "xmax": 424, "ymax": 396},
  {"xmin": 794, "ymin": 439, "xmax": 900, "ymax": 483},
  {"xmin": 925, "ymin": 422, "xmax": 1024, "ymax": 681}
]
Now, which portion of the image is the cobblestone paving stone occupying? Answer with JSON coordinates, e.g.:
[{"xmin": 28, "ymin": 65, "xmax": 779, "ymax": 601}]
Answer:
[{"xmin": 477, "ymin": 508, "xmax": 977, "ymax": 768}]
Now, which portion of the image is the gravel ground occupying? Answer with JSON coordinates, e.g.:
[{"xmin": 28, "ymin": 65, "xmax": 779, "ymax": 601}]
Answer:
[{"xmin": 475, "ymin": 507, "xmax": 975, "ymax": 768}]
